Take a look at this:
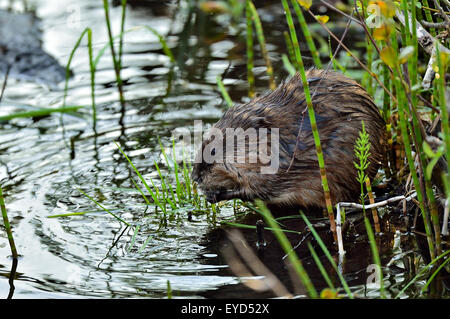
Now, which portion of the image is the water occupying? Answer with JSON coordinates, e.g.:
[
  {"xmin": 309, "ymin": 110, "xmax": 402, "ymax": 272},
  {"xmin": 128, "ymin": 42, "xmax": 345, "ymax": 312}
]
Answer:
[
  {"xmin": 0, "ymin": 0, "xmax": 243, "ymax": 298},
  {"xmin": 0, "ymin": 0, "xmax": 444, "ymax": 299}
]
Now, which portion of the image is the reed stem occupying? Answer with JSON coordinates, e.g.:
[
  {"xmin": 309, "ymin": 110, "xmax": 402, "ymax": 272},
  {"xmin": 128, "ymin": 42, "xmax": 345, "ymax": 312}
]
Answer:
[
  {"xmin": 247, "ymin": 1, "xmax": 276, "ymax": 90},
  {"xmin": 246, "ymin": 0, "xmax": 255, "ymax": 98},
  {"xmin": 0, "ymin": 186, "xmax": 18, "ymax": 259},
  {"xmin": 103, "ymin": 0, "xmax": 126, "ymax": 108},
  {"xmin": 282, "ymin": 0, "xmax": 337, "ymax": 243},
  {"xmin": 290, "ymin": 0, "xmax": 322, "ymax": 68}
]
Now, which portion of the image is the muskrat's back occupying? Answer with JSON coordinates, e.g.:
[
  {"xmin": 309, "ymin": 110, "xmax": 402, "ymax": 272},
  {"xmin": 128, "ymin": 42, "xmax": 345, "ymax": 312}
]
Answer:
[{"xmin": 192, "ymin": 69, "xmax": 386, "ymax": 207}]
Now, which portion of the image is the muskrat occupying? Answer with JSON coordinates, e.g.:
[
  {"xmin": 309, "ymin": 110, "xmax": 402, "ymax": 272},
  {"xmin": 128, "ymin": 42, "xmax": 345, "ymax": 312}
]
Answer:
[{"xmin": 191, "ymin": 69, "xmax": 386, "ymax": 208}]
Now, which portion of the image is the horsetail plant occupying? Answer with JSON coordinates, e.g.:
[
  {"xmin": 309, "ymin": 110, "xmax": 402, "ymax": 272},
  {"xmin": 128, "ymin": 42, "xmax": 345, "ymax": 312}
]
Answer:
[
  {"xmin": 291, "ymin": 0, "xmax": 322, "ymax": 68},
  {"xmin": 354, "ymin": 121, "xmax": 380, "ymax": 233},
  {"xmin": 354, "ymin": 120, "xmax": 385, "ymax": 298}
]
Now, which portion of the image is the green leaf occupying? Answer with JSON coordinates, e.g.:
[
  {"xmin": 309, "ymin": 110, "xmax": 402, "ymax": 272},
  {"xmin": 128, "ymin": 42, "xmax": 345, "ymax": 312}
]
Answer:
[{"xmin": 422, "ymin": 141, "xmax": 437, "ymax": 158}]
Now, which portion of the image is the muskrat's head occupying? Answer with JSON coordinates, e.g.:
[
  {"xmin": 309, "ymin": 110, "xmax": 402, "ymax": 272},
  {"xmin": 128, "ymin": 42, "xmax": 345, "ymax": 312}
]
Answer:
[
  {"xmin": 190, "ymin": 128, "xmax": 256, "ymax": 203},
  {"xmin": 191, "ymin": 154, "xmax": 247, "ymax": 203},
  {"xmin": 191, "ymin": 110, "xmax": 280, "ymax": 203}
]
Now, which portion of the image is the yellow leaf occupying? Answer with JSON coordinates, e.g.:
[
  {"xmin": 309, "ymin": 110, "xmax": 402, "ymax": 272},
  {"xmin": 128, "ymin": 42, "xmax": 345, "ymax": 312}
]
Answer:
[
  {"xmin": 373, "ymin": 24, "xmax": 391, "ymax": 40},
  {"xmin": 369, "ymin": 0, "xmax": 396, "ymax": 18},
  {"xmin": 439, "ymin": 51, "xmax": 450, "ymax": 69},
  {"xmin": 320, "ymin": 288, "xmax": 339, "ymax": 299},
  {"xmin": 297, "ymin": 0, "xmax": 312, "ymax": 9},
  {"xmin": 315, "ymin": 15, "xmax": 329, "ymax": 24},
  {"xmin": 380, "ymin": 46, "xmax": 396, "ymax": 68}
]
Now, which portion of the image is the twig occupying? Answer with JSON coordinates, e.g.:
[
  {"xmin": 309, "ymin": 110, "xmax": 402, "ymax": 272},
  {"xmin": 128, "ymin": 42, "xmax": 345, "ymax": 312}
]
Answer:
[
  {"xmin": 336, "ymin": 203, "xmax": 345, "ymax": 257},
  {"xmin": 423, "ymin": 54, "xmax": 438, "ymax": 89},
  {"xmin": 318, "ymin": 0, "xmax": 362, "ymax": 26},
  {"xmin": 432, "ymin": 0, "xmax": 450, "ymax": 26},
  {"xmin": 421, "ymin": 20, "xmax": 449, "ymax": 29},
  {"xmin": 336, "ymin": 192, "xmax": 417, "ymax": 212},
  {"xmin": 335, "ymin": 193, "xmax": 415, "ymax": 264},
  {"xmin": 353, "ymin": 0, "xmax": 394, "ymax": 75}
]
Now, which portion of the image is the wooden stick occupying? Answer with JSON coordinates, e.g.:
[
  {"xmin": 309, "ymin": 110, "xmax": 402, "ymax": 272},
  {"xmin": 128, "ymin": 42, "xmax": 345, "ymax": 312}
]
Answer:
[{"xmin": 336, "ymin": 192, "xmax": 417, "ymax": 211}]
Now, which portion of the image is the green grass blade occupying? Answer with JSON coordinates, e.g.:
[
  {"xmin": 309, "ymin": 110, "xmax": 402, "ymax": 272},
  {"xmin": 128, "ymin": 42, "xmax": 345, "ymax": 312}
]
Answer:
[
  {"xmin": 300, "ymin": 212, "xmax": 354, "ymax": 298},
  {"xmin": 255, "ymin": 199, "xmax": 318, "ymax": 298},
  {"xmin": 77, "ymin": 188, "xmax": 130, "ymax": 226},
  {"xmin": 216, "ymin": 75, "xmax": 233, "ymax": 108},
  {"xmin": 364, "ymin": 216, "xmax": 385, "ymax": 298},
  {"xmin": 395, "ymin": 249, "xmax": 450, "ymax": 298},
  {"xmin": 0, "ymin": 105, "xmax": 87, "ymax": 121},
  {"xmin": 307, "ymin": 241, "xmax": 335, "ymax": 290},
  {"xmin": 290, "ymin": 0, "xmax": 322, "ymax": 68}
]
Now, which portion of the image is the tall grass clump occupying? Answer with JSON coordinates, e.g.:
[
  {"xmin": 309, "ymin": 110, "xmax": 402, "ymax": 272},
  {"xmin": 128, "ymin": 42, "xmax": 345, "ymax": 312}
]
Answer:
[
  {"xmin": 62, "ymin": 27, "xmax": 97, "ymax": 128},
  {"xmin": 115, "ymin": 140, "xmax": 209, "ymax": 220},
  {"xmin": 50, "ymin": 139, "xmax": 212, "ymax": 253}
]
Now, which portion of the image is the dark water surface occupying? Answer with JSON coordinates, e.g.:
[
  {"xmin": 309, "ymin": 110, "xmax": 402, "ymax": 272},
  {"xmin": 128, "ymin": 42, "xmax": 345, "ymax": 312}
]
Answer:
[{"xmin": 0, "ymin": 0, "xmax": 439, "ymax": 299}]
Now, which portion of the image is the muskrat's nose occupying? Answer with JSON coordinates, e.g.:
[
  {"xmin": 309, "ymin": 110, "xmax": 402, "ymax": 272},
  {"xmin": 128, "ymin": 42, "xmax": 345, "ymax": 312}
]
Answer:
[{"xmin": 191, "ymin": 167, "xmax": 202, "ymax": 184}]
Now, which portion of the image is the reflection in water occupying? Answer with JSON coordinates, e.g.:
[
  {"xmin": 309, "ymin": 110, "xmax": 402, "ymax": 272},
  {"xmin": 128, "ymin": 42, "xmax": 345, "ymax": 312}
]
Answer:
[{"xmin": 7, "ymin": 257, "xmax": 18, "ymax": 299}]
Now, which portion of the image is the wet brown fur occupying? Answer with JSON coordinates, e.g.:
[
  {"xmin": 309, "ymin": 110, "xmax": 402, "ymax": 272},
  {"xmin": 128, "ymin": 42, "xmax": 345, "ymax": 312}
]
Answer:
[{"xmin": 191, "ymin": 69, "xmax": 386, "ymax": 208}]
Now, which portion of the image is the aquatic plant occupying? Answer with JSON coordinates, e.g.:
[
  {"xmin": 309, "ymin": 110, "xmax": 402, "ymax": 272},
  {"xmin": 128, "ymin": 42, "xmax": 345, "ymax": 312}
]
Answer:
[
  {"xmin": 0, "ymin": 186, "xmax": 18, "ymax": 259},
  {"xmin": 353, "ymin": 122, "xmax": 385, "ymax": 297}
]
